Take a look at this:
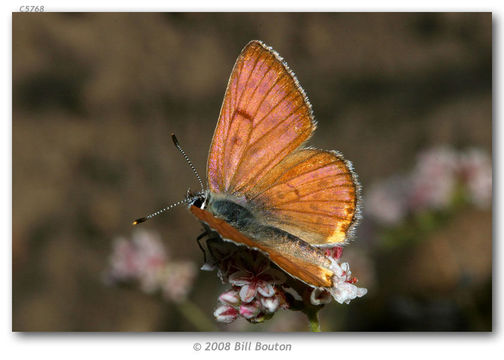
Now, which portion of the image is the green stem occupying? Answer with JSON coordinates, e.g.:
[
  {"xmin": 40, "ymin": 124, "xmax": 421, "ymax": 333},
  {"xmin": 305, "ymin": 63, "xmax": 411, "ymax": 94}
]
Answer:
[
  {"xmin": 176, "ymin": 300, "xmax": 218, "ymax": 331},
  {"xmin": 306, "ymin": 309, "xmax": 321, "ymax": 332}
]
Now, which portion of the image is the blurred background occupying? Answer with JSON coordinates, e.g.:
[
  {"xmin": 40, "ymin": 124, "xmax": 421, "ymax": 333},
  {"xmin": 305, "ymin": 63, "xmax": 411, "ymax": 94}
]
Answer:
[{"xmin": 13, "ymin": 12, "xmax": 492, "ymax": 331}]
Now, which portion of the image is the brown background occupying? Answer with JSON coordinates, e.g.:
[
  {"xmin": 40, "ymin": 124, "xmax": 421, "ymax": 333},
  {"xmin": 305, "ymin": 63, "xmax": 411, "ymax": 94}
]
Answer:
[{"xmin": 13, "ymin": 13, "xmax": 492, "ymax": 331}]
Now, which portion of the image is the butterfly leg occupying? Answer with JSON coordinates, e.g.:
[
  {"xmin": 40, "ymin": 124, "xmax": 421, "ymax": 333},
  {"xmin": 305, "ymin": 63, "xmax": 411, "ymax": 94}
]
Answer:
[
  {"xmin": 196, "ymin": 223, "xmax": 225, "ymax": 266},
  {"xmin": 196, "ymin": 230, "xmax": 208, "ymax": 264}
]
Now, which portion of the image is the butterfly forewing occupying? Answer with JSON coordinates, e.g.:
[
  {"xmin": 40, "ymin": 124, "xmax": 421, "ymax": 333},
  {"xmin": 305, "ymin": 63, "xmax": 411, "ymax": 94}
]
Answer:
[{"xmin": 207, "ymin": 40, "xmax": 315, "ymax": 195}]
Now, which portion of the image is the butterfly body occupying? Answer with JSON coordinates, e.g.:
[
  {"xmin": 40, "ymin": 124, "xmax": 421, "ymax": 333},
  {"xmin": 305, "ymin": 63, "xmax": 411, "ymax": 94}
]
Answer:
[
  {"xmin": 188, "ymin": 40, "xmax": 363, "ymax": 298},
  {"xmin": 190, "ymin": 194, "xmax": 334, "ymax": 288}
]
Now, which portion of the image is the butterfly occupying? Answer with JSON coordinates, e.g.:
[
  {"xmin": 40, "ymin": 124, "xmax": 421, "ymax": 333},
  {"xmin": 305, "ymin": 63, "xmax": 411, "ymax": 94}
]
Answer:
[
  {"xmin": 187, "ymin": 40, "xmax": 363, "ymax": 299},
  {"xmin": 135, "ymin": 40, "xmax": 364, "ymax": 301}
]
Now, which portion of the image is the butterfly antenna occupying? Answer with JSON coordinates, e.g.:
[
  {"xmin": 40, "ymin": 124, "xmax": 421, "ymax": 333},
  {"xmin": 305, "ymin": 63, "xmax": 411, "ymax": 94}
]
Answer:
[
  {"xmin": 171, "ymin": 133, "xmax": 205, "ymax": 193},
  {"xmin": 132, "ymin": 198, "xmax": 189, "ymax": 225}
]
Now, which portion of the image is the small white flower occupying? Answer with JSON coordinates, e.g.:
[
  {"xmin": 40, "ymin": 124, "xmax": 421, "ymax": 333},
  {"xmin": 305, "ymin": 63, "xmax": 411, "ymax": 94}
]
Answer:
[
  {"xmin": 260, "ymin": 295, "xmax": 280, "ymax": 313},
  {"xmin": 214, "ymin": 304, "xmax": 239, "ymax": 323},
  {"xmin": 218, "ymin": 288, "xmax": 241, "ymax": 306},
  {"xmin": 228, "ymin": 266, "xmax": 286, "ymax": 303},
  {"xmin": 330, "ymin": 281, "xmax": 368, "ymax": 304},
  {"xmin": 239, "ymin": 300, "xmax": 262, "ymax": 320},
  {"xmin": 328, "ymin": 261, "xmax": 367, "ymax": 304},
  {"xmin": 310, "ymin": 288, "xmax": 332, "ymax": 306}
]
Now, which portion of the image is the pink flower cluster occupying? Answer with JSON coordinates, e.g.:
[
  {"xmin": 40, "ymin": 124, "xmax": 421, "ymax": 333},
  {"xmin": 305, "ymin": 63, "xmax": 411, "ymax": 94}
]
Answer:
[
  {"xmin": 213, "ymin": 252, "xmax": 288, "ymax": 323},
  {"xmin": 409, "ymin": 147, "xmax": 460, "ymax": 211},
  {"xmin": 211, "ymin": 244, "xmax": 366, "ymax": 324},
  {"xmin": 104, "ymin": 229, "xmax": 197, "ymax": 303},
  {"xmin": 366, "ymin": 146, "xmax": 492, "ymax": 225}
]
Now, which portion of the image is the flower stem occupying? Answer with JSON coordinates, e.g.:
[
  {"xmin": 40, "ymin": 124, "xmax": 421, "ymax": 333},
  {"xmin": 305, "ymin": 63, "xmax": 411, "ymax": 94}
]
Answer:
[
  {"xmin": 306, "ymin": 309, "xmax": 321, "ymax": 332},
  {"xmin": 176, "ymin": 300, "xmax": 218, "ymax": 331}
]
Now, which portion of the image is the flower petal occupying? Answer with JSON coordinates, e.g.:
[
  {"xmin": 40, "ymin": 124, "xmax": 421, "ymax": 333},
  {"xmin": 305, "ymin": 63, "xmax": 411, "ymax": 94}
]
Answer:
[
  {"xmin": 310, "ymin": 288, "xmax": 332, "ymax": 306},
  {"xmin": 239, "ymin": 301, "xmax": 261, "ymax": 319},
  {"xmin": 283, "ymin": 286, "xmax": 302, "ymax": 301},
  {"xmin": 239, "ymin": 283, "xmax": 257, "ymax": 303},
  {"xmin": 214, "ymin": 304, "xmax": 239, "ymax": 323},
  {"xmin": 218, "ymin": 288, "xmax": 241, "ymax": 306},
  {"xmin": 260, "ymin": 295, "xmax": 280, "ymax": 313},
  {"xmin": 257, "ymin": 282, "xmax": 275, "ymax": 297},
  {"xmin": 229, "ymin": 270, "xmax": 253, "ymax": 286},
  {"xmin": 200, "ymin": 262, "xmax": 215, "ymax": 271}
]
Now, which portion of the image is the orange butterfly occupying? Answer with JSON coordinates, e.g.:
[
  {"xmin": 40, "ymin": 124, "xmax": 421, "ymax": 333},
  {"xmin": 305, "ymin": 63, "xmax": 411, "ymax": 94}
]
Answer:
[
  {"xmin": 189, "ymin": 40, "xmax": 364, "ymax": 299},
  {"xmin": 136, "ymin": 40, "xmax": 365, "ymax": 302}
]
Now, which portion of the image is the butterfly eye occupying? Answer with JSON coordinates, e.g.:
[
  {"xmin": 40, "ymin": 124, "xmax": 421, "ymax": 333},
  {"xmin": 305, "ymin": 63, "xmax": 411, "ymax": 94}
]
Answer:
[{"xmin": 188, "ymin": 193, "xmax": 207, "ymax": 209}]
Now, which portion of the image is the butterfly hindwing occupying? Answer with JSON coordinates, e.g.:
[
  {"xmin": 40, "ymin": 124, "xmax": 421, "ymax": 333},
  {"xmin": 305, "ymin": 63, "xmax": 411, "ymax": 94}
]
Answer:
[
  {"xmin": 190, "ymin": 205, "xmax": 334, "ymax": 287},
  {"xmin": 249, "ymin": 149, "xmax": 359, "ymax": 245}
]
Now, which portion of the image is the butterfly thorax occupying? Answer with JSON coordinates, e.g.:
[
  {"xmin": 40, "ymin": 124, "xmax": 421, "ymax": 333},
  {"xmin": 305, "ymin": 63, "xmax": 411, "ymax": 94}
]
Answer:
[{"xmin": 205, "ymin": 192, "xmax": 257, "ymax": 231}]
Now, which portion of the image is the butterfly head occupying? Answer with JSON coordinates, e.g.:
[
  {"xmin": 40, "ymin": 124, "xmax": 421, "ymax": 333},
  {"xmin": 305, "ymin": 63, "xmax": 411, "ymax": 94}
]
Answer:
[{"xmin": 186, "ymin": 189, "xmax": 210, "ymax": 210}]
